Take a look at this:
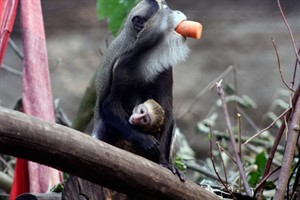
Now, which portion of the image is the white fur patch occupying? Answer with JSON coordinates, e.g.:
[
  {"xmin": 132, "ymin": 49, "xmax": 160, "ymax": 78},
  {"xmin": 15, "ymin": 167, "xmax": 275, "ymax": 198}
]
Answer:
[
  {"xmin": 156, "ymin": 0, "xmax": 162, "ymax": 8},
  {"xmin": 141, "ymin": 33, "xmax": 190, "ymax": 82}
]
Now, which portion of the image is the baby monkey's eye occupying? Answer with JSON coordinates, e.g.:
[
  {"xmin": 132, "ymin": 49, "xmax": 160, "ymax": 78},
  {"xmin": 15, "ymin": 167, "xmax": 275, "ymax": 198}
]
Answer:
[
  {"xmin": 138, "ymin": 107, "xmax": 145, "ymax": 114},
  {"xmin": 142, "ymin": 117, "xmax": 148, "ymax": 123}
]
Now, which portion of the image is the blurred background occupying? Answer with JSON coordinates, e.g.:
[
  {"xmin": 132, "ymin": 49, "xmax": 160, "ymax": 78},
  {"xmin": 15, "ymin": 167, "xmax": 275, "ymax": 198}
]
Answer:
[{"xmin": 1, "ymin": 0, "xmax": 299, "ymax": 159}]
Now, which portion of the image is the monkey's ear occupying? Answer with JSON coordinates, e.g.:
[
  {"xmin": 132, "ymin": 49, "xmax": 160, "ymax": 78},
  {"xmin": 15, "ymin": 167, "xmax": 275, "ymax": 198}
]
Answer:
[{"xmin": 132, "ymin": 15, "xmax": 145, "ymax": 32}]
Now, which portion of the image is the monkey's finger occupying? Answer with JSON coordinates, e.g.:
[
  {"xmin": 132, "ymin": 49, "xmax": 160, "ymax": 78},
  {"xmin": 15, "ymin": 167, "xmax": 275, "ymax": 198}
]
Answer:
[
  {"xmin": 137, "ymin": 135, "xmax": 160, "ymax": 156},
  {"xmin": 175, "ymin": 20, "xmax": 202, "ymax": 39},
  {"xmin": 161, "ymin": 164, "xmax": 186, "ymax": 182},
  {"xmin": 161, "ymin": 163, "xmax": 176, "ymax": 175},
  {"xmin": 149, "ymin": 138, "xmax": 160, "ymax": 156},
  {"xmin": 175, "ymin": 169, "xmax": 186, "ymax": 182}
]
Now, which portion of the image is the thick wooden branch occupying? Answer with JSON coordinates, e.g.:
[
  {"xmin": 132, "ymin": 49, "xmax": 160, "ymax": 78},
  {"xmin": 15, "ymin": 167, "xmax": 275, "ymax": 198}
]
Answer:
[
  {"xmin": 16, "ymin": 193, "xmax": 61, "ymax": 200},
  {"xmin": 0, "ymin": 106, "xmax": 219, "ymax": 200}
]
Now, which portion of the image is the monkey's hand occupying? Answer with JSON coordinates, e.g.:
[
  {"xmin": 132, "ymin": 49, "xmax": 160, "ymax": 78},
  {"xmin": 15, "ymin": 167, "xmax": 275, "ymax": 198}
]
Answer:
[
  {"xmin": 131, "ymin": 133, "xmax": 160, "ymax": 157},
  {"xmin": 161, "ymin": 163, "xmax": 186, "ymax": 182}
]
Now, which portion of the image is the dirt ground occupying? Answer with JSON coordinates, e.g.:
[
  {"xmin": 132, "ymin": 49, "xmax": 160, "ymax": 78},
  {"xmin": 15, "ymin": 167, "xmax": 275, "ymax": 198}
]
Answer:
[{"xmin": 1, "ymin": 0, "xmax": 299, "ymax": 158}]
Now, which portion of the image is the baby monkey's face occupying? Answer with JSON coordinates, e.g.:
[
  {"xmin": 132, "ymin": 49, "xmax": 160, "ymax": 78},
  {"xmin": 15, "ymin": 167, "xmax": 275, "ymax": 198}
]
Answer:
[{"xmin": 129, "ymin": 99, "xmax": 165, "ymax": 133}]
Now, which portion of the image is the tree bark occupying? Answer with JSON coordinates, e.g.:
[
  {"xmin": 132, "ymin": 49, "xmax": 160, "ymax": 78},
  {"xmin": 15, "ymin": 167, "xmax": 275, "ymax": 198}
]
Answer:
[
  {"xmin": 0, "ymin": 106, "xmax": 219, "ymax": 200},
  {"xmin": 16, "ymin": 193, "xmax": 61, "ymax": 200}
]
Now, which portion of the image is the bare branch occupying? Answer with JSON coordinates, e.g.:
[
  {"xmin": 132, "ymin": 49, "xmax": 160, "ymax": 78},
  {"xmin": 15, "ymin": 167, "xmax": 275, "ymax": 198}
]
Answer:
[
  {"xmin": 271, "ymin": 38, "xmax": 294, "ymax": 92},
  {"xmin": 237, "ymin": 113, "xmax": 242, "ymax": 191},
  {"xmin": 186, "ymin": 162, "xmax": 226, "ymax": 182},
  {"xmin": 0, "ymin": 171, "xmax": 12, "ymax": 193},
  {"xmin": 217, "ymin": 145, "xmax": 237, "ymax": 166},
  {"xmin": 0, "ymin": 106, "xmax": 219, "ymax": 200},
  {"xmin": 273, "ymin": 89, "xmax": 300, "ymax": 200},
  {"xmin": 290, "ymin": 45, "xmax": 300, "ymax": 90},
  {"xmin": 214, "ymin": 131, "xmax": 284, "ymax": 153},
  {"xmin": 8, "ymin": 38, "xmax": 24, "ymax": 60},
  {"xmin": 1, "ymin": 63, "xmax": 22, "ymax": 76},
  {"xmin": 255, "ymin": 167, "xmax": 280, "ymax": 192},
  {"xmin": 216, "ymin": 81, "xmax": 252, "ymax": 197},
  {"xmin": 291, "ymin": 159, "xmax": 300, "ymax": 198},
  {"xmin": 177, "ymin": 65, "xmax": 234, "ymax": 119},
  {"xmin": 256, "ymin": 86, "xmax": 300, "ymax": 200},
  {"xmin": 277, "ymin": 0, "xmax": 300, "ymax": 64},
  {"xmin": 209, "ymin": 125, "xmax": 235, "ymax": 199},
  {"xmin": 216, "ymin": 142, "xmax": 228, "ymax": 184},
  {"xmin": 243, "ymin": 108, "xmax": 290, "ymax": 145},
  {"xmin": 236, "ymin": 107, "xmax": 260, "ymax": 132}
]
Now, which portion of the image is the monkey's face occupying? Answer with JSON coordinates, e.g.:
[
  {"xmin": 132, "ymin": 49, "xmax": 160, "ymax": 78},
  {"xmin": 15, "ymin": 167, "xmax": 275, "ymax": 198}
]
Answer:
[
  {"xmin": 129, "ymin": 103, "xmax": 153, "ymax": 127},
  {"xmin": 127, "ymin": 0, "xmax": 187, "ymax": 36},
  {"xmin": 125, "ymin": 0, "xmax": 190, "ymax": 81},
  {"xmin": 129, "ymin": 99, "xmax": 165, "ymax": 133}
]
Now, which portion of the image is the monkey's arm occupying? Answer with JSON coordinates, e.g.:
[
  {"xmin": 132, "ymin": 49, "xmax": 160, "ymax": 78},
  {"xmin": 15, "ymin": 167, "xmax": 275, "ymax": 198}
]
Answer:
[
  {"xmin": 146, "ymin": 69, "xmax": 174, "ymax": 163},
  {"xmin": 151, "ymin": 69, "xmax": 186, "ymax": 181},
  {"xmin": 159, "ymin": 113, "xmax": 186, "ymax": 181},
  {"xmin": 94, "ymin": 117, "xmax": 159, "ymax": 157},
  {"xmin": 95, "ymin": 89, "xmax": 160, "ymax": 156}
]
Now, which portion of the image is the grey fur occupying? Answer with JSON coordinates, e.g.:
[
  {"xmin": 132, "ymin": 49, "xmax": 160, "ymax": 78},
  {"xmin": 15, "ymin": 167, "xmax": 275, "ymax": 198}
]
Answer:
[{"xmin": 93, "ymin": 0, "xmax": 189, "ymax": 123}]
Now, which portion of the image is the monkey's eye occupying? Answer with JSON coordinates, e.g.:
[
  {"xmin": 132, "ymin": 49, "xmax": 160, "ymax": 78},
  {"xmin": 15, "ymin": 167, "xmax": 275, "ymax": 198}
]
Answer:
[
  {"xmin": 132, "ymin": 15, "xmax": 145, "ymax": 32},
  {"xmin": 138, "ymin": 107, "xmax": 145, "ymax": 114},
  {"xmin": 142, "ymin": 116, "xmax": 149, "ymax": 124}
]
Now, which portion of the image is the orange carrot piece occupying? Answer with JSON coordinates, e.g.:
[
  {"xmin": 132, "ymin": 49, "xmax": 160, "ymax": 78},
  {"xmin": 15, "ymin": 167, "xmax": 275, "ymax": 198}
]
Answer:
[{"xmin": 175, "ymin": 20, "xmax": 203, "ymax": 39}]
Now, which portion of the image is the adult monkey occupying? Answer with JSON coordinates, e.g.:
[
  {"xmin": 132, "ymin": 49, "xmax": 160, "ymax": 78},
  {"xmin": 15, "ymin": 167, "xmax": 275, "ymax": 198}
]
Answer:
[
  {"xmin": 92, "ymin": 0, "xmax": 189, "ymax": 180},
  {"xmin": 63, "ymin": 1, "xmax": 190, "ymax": 199}
]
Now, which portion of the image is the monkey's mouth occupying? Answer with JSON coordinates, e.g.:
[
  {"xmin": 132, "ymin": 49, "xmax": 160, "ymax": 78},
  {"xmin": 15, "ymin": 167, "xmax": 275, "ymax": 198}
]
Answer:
[
  {"xmin": 174, "ymin": 29, "xmax": 187, "ymax": 41},
  {"xmin": 174, "ymin": 20, "xmax": 187, "ymax": 39},
  {"xmin": 174, "ymin": 30, "xmax": 186, "ymax": 39}
]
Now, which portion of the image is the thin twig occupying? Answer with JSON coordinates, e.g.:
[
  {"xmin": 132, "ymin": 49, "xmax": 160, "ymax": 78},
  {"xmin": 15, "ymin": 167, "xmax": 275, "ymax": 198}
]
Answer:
[
  {"xmin": 214, "ymin": 130, "xmax": 285, "ymax": 152},
  {"xmin": 271, "ymin": 37, "xmax": 294, "ymax": 92},
  {"xmin": 218, "ymin": 145, "xmax": 237, "ymax": 166},
  {"xmin": 277, "ymin": 0, "xmax": 300, "ymax": 64},
  {"xmin": 289, "ymin": 45, "xmax": 300, "ymax": 109},
  {"xmin": 237, "ymin": 113, "xmax": 242, "ymax": 160},
  {"xmin": 256, "ymin": 85, "xmax": 300, "ymax": 200},
  {"xmin": 255, "ymin": 167, "xmax": 281, "ymax": 192},
  {"xmin": 177, "ymin": 65, "xmax": 234, "ymax": 119},
  {"xmin": 290, "ymin": 45, "xmax": 300, "ymax": 90},
  {"xmin": 243, "ymin": 108, "xmax": 290, "ymax": 145},
  {"xmin": 236, "ymin": 107, "xmax": 260, "ymax": 132},
  {"xmin": 273, "ymin": 89, "xmax": 300, "ymax": 200},
  {"xmin": 216, "ymin": 80, "xmax": 252, "ymax": 197},
  {"xmin": 0, "ymin": 156, "xmax": 14, "ymax": 175},
  {"xmin": 8, "ymin": 38, "xmax": 24, "ymax": 60},
  {"xmin": 216, "ymin": 142, "xmax": 228, "ymax": 185},
  {"xmin": 1, "ymin": 64, "xmax": 22, "ymax": 77},
  {"xmin": 209, "ymin": 124, "xmax": 236, "ymax": 199},
  {"xmin": 50, "ymin": 58, "xmax": 62, "ymax": 72},
  {"xmin": 186, "ymin": 162, "xmax": 226, "ymax": 182},
  {"xmin": 237, "ymin": 113, "xmax": 242, "ymax": 191},
  {"xmin": 56, "ymin": 108, "xmax": 72, "ymax": 127},
  {"xmin": 209, "ymin": 125, "xmax": 224, "ymax": 183},
  {"xmin": 288, "ymin": 159, "xmax": 300, "ymax": 200},
  {"xmin": 256, "ymin": 3, "xmax": 300, "ymax": 197},
  {"xmin": 291, "ymin": 158, "xmax": 300, "ymax": 198}
]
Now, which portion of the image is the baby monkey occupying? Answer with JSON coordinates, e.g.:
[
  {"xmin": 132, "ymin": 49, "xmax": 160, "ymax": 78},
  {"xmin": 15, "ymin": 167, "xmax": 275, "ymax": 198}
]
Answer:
[
  {"xmin": 129, "ymin": 99, "xmax": 165, "ymax": 134},
  {"xmin": 115, "ymin": 99, "xmax": 165, "ymax": 158},
  {"xmin": 127, "ymin": 99, "xmax": 185, "ymax": 180}
]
